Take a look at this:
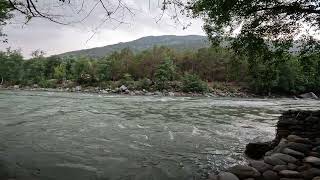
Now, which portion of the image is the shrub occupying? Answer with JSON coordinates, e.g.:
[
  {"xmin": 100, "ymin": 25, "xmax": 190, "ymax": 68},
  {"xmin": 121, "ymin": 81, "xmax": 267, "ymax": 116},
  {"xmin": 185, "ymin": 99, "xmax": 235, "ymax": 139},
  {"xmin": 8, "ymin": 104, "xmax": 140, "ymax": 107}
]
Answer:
[
  {"xmin": 119, "ymin": 73, "xmax": 134, "ymax": 87},
  {"xmin": 39, "ymin": 79, "xmax": 58, "ymax": 88},
  {"xmin": 137, "ymin": 78, "xmax": 152, "ymax": 90},
  {"xmin": 182, "ymin": 73, "xmax": 208, "ymax": 93}
]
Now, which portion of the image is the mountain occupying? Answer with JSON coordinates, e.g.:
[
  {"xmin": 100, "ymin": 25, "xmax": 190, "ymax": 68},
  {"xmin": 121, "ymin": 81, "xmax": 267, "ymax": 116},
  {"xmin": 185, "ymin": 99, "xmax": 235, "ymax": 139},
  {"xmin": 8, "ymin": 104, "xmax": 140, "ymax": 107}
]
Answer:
[{"xmin": 58, "ymin": 35, "xmax": 210, "ymax": 58}]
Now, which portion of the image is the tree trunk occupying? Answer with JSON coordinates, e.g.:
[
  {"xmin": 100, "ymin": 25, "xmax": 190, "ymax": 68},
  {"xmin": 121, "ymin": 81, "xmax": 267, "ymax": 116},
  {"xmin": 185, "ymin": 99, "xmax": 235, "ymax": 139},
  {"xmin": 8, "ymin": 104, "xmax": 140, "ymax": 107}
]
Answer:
[{"xmin": 0, "ymin": 76, "xmax": 3, "ymax": 85}]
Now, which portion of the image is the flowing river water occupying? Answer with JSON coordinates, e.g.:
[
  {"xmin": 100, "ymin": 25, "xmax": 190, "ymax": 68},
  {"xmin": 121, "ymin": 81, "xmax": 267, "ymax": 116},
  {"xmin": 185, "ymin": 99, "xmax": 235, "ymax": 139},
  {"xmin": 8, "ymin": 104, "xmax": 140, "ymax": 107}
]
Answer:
[{"xmin": 0, "ymin": 90, "xmax": 319, "ymax": 180}]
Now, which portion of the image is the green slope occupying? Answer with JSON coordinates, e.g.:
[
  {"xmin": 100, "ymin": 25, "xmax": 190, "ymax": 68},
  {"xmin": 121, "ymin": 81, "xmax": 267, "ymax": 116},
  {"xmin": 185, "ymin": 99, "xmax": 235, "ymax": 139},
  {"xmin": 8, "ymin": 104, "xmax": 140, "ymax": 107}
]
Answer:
[{"xmin": 58, "ymin": 35, "xmax": 209, "ymax": 58}]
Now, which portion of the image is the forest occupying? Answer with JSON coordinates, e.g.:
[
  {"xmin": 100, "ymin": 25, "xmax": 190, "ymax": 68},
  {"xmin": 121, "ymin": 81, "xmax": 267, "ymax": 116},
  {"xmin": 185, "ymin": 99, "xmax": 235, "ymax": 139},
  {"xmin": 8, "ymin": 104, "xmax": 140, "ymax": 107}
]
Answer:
[{"xmin": 1, "ymin": 39, "xmax": 320, "ymax": 95}]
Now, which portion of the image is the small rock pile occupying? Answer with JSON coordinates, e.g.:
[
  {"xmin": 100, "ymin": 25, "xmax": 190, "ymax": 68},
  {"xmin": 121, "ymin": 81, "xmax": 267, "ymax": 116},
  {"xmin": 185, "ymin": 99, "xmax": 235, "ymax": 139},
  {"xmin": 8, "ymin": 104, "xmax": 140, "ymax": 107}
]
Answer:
[
  {"xmin": 209, "ymin": 135, "xmax": 320, "ymax": 180},
  {"xmin": 276, "ymin": 111, "xmax": 320, "ymax": 141},
  {"xmin": 209, "ymin": 110, "xmax": 320, "ymax": 180}
]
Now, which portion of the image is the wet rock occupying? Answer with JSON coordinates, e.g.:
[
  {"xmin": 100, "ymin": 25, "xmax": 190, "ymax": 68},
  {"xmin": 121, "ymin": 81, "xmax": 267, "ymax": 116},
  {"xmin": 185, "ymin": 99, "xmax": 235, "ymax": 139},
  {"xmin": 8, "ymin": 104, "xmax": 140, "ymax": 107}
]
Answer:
[
  {"xmin": 304, "ymin": 156, "xmax": 320, "ymax": 166},
  {"xmin": 309, "ymin": 152, "xmax": 320, "ymax": 158},
  {"xmin": 154, "ymin": 91, "xmax": 162, "ymax": 96},
  {"xmin": 13, "ymin": 85, "xmax": 19, "ymax": 89},
  {"xmin": 208, "ymin": 173, "xmax": 218, "ymax": 180},
  {"xmin": 124, "ymin": 89, "xmax": 130, "ymax": 94},
  {"xmin": 168, "ymin": 92, "xmax": 175, "ymax": 96},
  {"xmin": 302, "ymin": 168, "xmax": 320, "ymax": 180},
  {"xmin": 273, "ymin": 165, "xmax": 289, "ymax": 172},
  {"xmin": 280, "ymin": 178, "xmax": 303, "ymax": 180},
  {"xmin": 217, "ymin": 172, "xmax": 239, "ymax": 180},
  {"xmin": 279, "ymin": 170, "xmax": 302, "ymax": 178},
  {"xmin": 298, "ymin": 92, "xmax": 318, "ymax": 99},
  {"xmin": 263, "ymin": 170, "xmax": 280, "ymax": 180},
  {"xmin": 288, "ymin": 163, "xmax": 298, "ymax": 170},
  {"xmin": 282, "ymin": 148, "xmax": 305, "ymax": 159},
  {"xmin": 313, "ymin": 147, "xmax": 320, "ymax": 153},
  {"xmin": 75, "ymin": 86, "xmax": 82, "ymax": 91},
  {"xmin": 264, "ymin": 155, "xmax": 287, "ymax": 166},
  {"xmin": 272, "ymin": 153, "xmax": 298, "ymax": 163},
  {"xmin": 267, "ymin": 139, "xmax": 288, "ymax": 156},
  {"xmin": 287, "ymin": 135, "xmax": 312, "ymax": 144},
  {"xmin": 119, "ymin": 85, "xmax": 128, "ymax": 92},
  {"xmin": 297, "ymin": 164, "xmax": 313, "ymax": 172},
  {"xmin": 313, "ymin": 177, "xmax": 320, "ymax": 180},
  {"xmin": 250, "ymin": 160, "xmax": 272, "ymax": 173},
  {"xmin": 228, "ymin": 165, "xmax": 260, "ymax": 179},
  {"xmin": 286, "ymin": 142, "xmax": 312, "ymax": 154},
  {"xmin": 245, "ymin": 142, "xmax": 274, "ymax": 159}
]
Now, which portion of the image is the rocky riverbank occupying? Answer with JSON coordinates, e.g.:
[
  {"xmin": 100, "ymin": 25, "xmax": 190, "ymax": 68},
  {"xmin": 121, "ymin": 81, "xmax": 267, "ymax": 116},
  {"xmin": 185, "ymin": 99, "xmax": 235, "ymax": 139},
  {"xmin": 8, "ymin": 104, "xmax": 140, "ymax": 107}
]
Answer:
[
  {"xmin": 208, "ymin": 110, "xmax": 320, "ymax": 180},
  {"xmin": 0, "ymin": 84, "xmax": 254, "ymax": 98}
]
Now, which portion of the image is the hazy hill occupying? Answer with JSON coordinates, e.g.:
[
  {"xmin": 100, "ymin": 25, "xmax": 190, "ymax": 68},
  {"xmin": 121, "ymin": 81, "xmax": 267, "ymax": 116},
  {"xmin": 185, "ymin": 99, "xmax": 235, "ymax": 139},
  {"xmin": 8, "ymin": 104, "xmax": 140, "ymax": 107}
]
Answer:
[{"xmin": 58, "ymin": 35, "xmax": 210, "ymax": 58}]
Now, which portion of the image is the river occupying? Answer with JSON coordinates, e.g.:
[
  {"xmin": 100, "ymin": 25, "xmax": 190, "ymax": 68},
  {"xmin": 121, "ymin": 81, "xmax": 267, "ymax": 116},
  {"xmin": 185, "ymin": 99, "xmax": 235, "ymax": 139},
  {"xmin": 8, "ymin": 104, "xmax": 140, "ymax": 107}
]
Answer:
[{"xmin": 0, "ymin": 90, "xmax": 319, "ymax": 180}]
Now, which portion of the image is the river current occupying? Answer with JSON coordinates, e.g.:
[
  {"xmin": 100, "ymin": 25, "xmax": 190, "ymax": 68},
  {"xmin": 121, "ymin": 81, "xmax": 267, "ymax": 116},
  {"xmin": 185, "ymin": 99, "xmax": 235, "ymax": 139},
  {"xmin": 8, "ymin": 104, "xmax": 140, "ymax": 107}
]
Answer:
[{"xmin": 0, "ymin": 90, "xmax": 319, "ymax": 180}]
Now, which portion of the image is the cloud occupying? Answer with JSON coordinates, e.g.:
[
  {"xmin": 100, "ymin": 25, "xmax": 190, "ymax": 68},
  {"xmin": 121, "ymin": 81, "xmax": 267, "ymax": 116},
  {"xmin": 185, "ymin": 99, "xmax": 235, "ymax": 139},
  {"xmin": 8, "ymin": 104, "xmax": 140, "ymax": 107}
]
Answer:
[{"xmin": 0, "ymin": 0, "xmax": 205, "ymax": 58}]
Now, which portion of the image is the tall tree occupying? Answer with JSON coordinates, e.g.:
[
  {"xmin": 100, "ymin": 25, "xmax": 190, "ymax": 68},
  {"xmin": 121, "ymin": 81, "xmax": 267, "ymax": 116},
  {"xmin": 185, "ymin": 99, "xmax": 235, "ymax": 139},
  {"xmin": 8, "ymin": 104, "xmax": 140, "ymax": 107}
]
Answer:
[{"xmin": 187, "ymin": 0, "xmax": 320, "ymax": 41}]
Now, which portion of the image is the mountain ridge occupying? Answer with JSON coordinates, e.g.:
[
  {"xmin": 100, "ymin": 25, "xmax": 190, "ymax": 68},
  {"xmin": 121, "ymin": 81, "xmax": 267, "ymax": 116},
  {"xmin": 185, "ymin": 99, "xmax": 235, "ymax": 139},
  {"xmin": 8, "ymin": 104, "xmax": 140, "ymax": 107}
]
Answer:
[{"xmin": 57, "ymin": 35, "xmax": 210, "ymax": 58}]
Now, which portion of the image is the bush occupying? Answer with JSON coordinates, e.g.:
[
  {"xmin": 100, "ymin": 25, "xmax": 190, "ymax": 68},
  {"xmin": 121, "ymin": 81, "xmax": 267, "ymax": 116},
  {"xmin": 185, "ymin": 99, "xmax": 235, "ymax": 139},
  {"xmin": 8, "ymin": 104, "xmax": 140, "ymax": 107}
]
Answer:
[
  {"xmin": 39, "ymin": 79, "xmax": 58, "ymax": 88},
  {"xmin": 137, "ymin": 78, "xmax": 152, "ymax": 90},
  {"xmin": 119, "ymin": 73, "xmax": 134, "ymax": 87},
  {"xmin": 182, "ymin": 73, "xmax": 208, "ymax": 93}
]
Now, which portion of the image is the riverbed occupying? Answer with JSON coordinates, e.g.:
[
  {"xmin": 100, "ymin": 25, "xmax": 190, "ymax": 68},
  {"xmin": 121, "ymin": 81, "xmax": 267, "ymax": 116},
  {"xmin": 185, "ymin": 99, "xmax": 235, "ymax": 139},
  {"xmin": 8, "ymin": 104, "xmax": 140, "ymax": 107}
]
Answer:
[{"xmin": 0, "ymin": 90, "xmax": 319, "ymax": 180}]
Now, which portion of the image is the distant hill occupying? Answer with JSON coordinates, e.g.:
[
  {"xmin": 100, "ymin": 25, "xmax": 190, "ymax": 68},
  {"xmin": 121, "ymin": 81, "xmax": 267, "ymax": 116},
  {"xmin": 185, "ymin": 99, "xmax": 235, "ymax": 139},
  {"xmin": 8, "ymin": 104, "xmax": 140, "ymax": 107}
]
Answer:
[{"xmin": 57, "ymin": 35, "xmax": 210, "ymax": 58}]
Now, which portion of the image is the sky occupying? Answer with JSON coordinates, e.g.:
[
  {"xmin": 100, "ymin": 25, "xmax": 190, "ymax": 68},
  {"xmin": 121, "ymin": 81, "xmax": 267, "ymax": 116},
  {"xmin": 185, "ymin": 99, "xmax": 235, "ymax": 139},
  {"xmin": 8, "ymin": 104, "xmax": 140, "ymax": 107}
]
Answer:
[{"xmin": 0, "ymin": 0, "xmax": 205, "ymax": 58}]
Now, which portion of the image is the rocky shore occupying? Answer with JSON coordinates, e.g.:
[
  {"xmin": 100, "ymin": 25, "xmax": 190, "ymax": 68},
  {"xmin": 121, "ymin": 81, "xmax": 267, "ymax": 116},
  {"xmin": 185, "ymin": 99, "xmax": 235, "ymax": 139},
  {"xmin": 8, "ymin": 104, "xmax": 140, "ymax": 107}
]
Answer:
[
  {"xmin": 209, "ymin": 110, "xmax": 320, "ymax": 180},
  {"xmin": 0, "ymin": 84, "xmax": 253, "ymax": 98}
]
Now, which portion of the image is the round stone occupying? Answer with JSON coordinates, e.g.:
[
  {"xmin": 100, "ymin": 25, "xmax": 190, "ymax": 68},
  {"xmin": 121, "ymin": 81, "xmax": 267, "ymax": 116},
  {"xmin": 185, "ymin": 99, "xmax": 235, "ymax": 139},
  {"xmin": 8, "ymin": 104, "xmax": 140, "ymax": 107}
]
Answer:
[
  {"xmin": 250, "ymin": 160, "xmax": 272, "ymax": 173},
  {"xmin": 217, "ymin": 172, "xmax": 239, "ymax": 180},
  {"xmin": 279, "ymin": 170, "xmax": 302, "ymax": 178},
  {"xmin": 263, "ymin": 170, "xmax": 280, "ymax": 180},
  {"xmin": 228, "ymin": 165, "xmax": 261, "ymax": 179},
  {"xmin": 273, "ymin": 165, "xmax": 289, "ymax": 172},
  {"xmin": 304, "ymin": 156, "xmax": 320, "ymax": 166},
  {"xmin": 264, "ymin": 156, "xmax": 286, "ymax": 166}
]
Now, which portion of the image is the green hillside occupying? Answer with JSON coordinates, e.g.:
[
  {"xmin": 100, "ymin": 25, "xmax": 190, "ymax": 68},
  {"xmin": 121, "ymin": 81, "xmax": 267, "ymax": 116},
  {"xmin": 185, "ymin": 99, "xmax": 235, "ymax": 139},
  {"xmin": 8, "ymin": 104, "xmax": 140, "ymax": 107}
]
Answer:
[{"xmin": 58, "ymin": 35, "xmax": 209, "ymax": 58}]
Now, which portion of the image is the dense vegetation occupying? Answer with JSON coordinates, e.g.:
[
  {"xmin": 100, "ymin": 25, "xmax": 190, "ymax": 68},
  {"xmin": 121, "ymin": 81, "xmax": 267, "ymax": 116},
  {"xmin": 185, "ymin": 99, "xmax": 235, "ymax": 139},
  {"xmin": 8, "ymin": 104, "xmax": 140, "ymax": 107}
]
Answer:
[{"xmin": 1, "ymin": 40, "xmax": 319, "ymax": 95}]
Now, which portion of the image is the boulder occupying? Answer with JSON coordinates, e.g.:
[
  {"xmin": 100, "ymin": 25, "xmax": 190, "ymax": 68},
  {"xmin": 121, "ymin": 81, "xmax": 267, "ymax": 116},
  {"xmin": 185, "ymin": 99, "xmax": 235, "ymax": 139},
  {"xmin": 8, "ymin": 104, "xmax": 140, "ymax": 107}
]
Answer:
[
  {"xmin": 272, "ymin": 153, "xmax": 298, "ymax": 163},
  {"xmin": 154, "ymin": 91, "xmax": 163, "ymax": 96},
  {"xmin": 287, "ymin": 135, "xmax": 312, "ymax": 144},
  {"xmin": 286, "ymin": 142, "xmax": 312, "ymax": 154},
  {"xmin": 13, "ymin": 85, "xmax": 19, "ymax": 89},
  {"xmin": 313, "ymin": 146, "xmax": 320, "ymax": 153},
  {"xmin": 168, "ymin": 92, "xmax": 175, "ymax": 96},
  {"xmin": 245, "ymin": 142, "xmax": 274, "ymax": 159},
  {"xmin": 208, "ymin": 173, "xmax": 218, "ymax": 180},
  {"xmin": 217, "ymin": 172, "xmax": 239, "ymax": 180},
  {"xmin": 124, "ymin": 89, "xmax": 130, "ymax": 94},
  {"xmin": 313, "ymin": 177, "xmax": 320, "ymax": 180},
  {"xmin": 288, "ymin": 163, "xmax": 298, "ymax": 170},
  {"xmin": 119, "ymin": 85, "xmax": 128, "ymax": 92},
  {"xmin": 75, "ymin": 86, "xmax": 82, "ymax": 91},
  {"xmin": 273, "ymin": 165, "xmax": 289, "ymax": 172},
  {"xmin": 298, "ymin": 92, "xmax": 318, "ymax": 99},
  {"xmin": 280, "ymin": 178, "xmax": 303, "ymax": 180},
  {"xmin": 279, "ymin": 170, "xmax": 302, "ymax": 178},
  {"xmin": 250, "ymin": 160, "xmax": 272, "ymax": 173},
  {"xmin": 263, "ymin": 170, "xmax": 280, "ymax": 180},
  {"xmin": 264, "ymin": 156, "xmax": 287, "ymax": 166},
  {"xmin": 297, "ymin": 164, "xmax": 313, "ymax": 172},
  {"xmin": 228, "ymin": 165, "xmax": 260, "ymax": 179},
  {"xmin": 302, "ymin": 168, "xmax": 320, "ymax": 180},
  {"xmin": 282, "ymin": 148, "xmax": 305, "ymax": 159},
  {"xmin": 304, "ymin": 156, "xmax": 320, "ymax": 166},
  {"xmin": 309, "ymin": 152, "xmax": 320, "ymax": 158}
]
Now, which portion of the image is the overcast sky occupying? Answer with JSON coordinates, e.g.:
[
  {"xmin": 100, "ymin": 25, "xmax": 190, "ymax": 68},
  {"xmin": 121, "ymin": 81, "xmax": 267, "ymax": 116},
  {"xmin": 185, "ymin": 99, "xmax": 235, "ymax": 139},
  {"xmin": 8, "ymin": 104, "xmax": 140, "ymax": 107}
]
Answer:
[{"xmin": 0, "ymin": 0, "xmax": 205, "ymax": 58}]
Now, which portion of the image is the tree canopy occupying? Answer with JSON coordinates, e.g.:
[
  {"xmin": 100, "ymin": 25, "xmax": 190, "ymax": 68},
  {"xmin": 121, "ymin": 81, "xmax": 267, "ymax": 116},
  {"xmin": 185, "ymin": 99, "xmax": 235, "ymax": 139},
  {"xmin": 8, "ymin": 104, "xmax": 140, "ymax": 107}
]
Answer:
[{"xmin": 187, "ymin": 0, "xmax": 320, "ymax": 41}]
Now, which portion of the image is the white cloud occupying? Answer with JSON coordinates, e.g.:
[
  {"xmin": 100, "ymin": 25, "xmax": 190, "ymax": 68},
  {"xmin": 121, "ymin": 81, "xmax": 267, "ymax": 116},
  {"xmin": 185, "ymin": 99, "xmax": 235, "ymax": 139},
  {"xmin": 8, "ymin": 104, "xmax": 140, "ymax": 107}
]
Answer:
[{"xmin": 0, "ymin": 0, "xmax": 205, "ymax": 58}]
